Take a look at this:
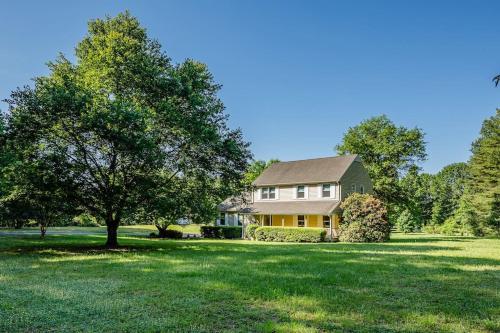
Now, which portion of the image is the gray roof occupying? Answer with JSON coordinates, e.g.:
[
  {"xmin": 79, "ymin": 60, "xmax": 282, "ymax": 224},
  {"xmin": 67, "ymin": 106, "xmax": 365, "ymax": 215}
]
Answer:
[
  {"xmin": 220, "ymin": 200, "xmax": 340, "ymax": 215},
  {"xmin": 253, "ymin": 155, "xmax": 359, "ymax": 186}
]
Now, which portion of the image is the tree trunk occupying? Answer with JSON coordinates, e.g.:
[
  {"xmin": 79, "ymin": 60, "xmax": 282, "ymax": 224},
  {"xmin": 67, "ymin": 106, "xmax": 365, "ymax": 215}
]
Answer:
[
  {"xmin": 155, "ymin": 224, "xmax": 168, "ymax": 238},
  {"xmin": 105, "ymin": 218, "xmax": 119, "ymax": 248},
  {"xmin": 40, "ymin": 224, "xmax": 47, "ymax": 238}
]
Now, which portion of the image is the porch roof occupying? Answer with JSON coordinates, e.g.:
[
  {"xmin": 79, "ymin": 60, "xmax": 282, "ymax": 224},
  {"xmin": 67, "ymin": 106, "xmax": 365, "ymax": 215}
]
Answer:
[{"xmin": 220, "ymin": 200, "xmax": 340, "ymax": 215}]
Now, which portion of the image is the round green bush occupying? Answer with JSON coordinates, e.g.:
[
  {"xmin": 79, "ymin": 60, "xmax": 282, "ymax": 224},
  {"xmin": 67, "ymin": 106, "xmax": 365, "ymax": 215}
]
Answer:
[
  {"xmin": 396, "ymin": 209, "xmax": 421, "ymax": 233},
  {"xmin": 339, "ymin": 193, "xmax": 390, "ymax": 242},
  {"xmin": 246, "ymin": 223, "xmax": 259, "ymax": 239}
]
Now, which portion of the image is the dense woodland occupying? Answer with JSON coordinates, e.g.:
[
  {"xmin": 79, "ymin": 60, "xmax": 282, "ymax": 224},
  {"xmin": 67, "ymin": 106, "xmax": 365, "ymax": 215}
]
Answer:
[{"xmin": 0, "ymin": 12, "xmax": 498, "ymax": 243}]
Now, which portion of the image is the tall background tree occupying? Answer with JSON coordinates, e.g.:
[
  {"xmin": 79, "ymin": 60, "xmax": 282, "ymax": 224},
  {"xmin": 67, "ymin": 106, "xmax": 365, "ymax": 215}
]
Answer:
[
  {"xmin": 244, "ymin": 159, "xmax": 280, "ymax": 185},
  {"xmin": 4, "ymin": 12, "xmax": 251, "ymax": 246},
  {"xmin": 448, "ymin": 110, "xmax": 499, "ymax": 235},
  {"xmin": 336, "ymin": 115, "xmax": 427, "ymax": 220}
]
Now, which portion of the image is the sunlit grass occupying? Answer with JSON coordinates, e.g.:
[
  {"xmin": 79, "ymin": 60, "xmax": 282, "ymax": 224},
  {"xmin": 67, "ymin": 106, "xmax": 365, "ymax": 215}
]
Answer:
[{"xmin": 0, "ymin": 232, "xmax": 498, "ymax": 332}]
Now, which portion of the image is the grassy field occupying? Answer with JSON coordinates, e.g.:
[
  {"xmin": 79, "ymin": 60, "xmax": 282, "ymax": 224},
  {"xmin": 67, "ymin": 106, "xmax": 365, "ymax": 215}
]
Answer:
[
  {"xmin": 0, "ymin": 231, "xmax": 498, "ymax": 332},
  {"xmin": 0, "ymin": 223, "xmax": 202, "ymax": 235}
]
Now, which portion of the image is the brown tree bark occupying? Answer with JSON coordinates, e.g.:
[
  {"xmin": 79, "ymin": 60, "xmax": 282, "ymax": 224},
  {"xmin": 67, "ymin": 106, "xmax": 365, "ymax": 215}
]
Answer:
[{"xmin": 105, "ymin": 218, "xmax": 119, "ymax": 248}]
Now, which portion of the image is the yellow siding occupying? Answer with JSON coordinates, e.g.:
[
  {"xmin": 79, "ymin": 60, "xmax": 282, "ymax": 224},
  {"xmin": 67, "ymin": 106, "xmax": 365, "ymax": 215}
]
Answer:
[
  {"xmin": 284, "ymin": 215, "xmax": 294, "ymax": 226},
  {"xmin": 307, "ymin": 215, "xmax": 318, "ymax": 227}
]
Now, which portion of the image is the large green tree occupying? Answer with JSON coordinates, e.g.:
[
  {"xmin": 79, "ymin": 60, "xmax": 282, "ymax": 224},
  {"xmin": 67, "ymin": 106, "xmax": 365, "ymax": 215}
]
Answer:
[
  {"xmin": 4, "ymin": 12, "xmax": 251, "ymax": 246},
  {"xmin": 464, "ymin": 110, "xmax": 499, "ymax": 234},
  {"xmin": 336, "ymin": 115, "xmax": 427, "ymax": 208}
]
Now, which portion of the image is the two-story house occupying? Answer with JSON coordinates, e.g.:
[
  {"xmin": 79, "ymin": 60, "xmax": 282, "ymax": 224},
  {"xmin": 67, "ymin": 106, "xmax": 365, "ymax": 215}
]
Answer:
[{"xmin": 217, "ymin": 155, "xmax": 373, "ymax": 240}]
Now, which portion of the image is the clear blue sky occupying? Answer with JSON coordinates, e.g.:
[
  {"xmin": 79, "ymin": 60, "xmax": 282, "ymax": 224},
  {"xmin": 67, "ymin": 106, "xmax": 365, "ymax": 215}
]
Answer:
[{"xmin": 1, "ymin": 1, "xmax": 499, "ymax": 173}]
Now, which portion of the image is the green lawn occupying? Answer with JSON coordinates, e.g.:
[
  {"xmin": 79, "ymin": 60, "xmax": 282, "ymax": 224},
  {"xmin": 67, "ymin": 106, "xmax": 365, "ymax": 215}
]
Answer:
[{"xmin": 0, "ymin": 232, "xmax": 498, "ymax": 332}]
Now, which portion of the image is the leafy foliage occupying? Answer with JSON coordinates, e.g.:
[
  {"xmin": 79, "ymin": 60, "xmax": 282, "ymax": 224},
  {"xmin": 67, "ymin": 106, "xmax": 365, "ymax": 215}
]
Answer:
[
  {"xmin": 339, "ymin": 193, "xmax": 390, "ymax": 242},
  {"xmin": 254, "ymin": 226, "xmax": 326, "ymax": 242},
  {"xmin": 245, "ymin": 223, "xmax": 259, "ymax": 239},
  {"xmin": 200, "ymin": 226, "xmax": 242, "ymax": 239},
  {"xmin": 396, "ymin": 209, "xmax": 421, "ymax": 233},
  {"xmin": 336, "ymin": 115, "xmax": 426, "ymax": 207},
  {"xmin": 244, "ymin": 159, "xmax": 280, "ymax": 185},
  {"xmin": 429, "ymin": 162, "xmax": 469, "ymax": 226},
  {"xmin": 3, "ymin": 12, "xmax": 251, "ymax": 246},
  {"xmin": 437, "ymin": 110, "xmax": 500, "ymax": 236}
]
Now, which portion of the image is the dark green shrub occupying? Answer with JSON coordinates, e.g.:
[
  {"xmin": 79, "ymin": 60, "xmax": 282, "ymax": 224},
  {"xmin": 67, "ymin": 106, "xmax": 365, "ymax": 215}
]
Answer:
[
  {"xmin": 163, "ymin": 229, "xmax": 183, "ymax": 239},
  {"xmin": 246, "ymin": 224, "xmax": 259, "ymax": 239},
  {"xmin": 254, "ymin": 227, "xmax": 326, "ymax": 243},
  {"xmin": 201, "ymin": 226, "xmax": 242, "ymax": 239},
  {"xmin": 339, "ymin": 193, "xmax": 390, "ymax": 242}
]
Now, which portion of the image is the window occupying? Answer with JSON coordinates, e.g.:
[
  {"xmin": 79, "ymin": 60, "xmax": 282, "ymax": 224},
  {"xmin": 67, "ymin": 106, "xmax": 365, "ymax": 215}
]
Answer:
[
  {"xmin": 359, "ymin": 185, "xmax": 365, "ymax": 194},
  {"xmin": 322, "ymin": 184, "xmax": 331, "ymax": 198},
  {"xmin": 297, "ymin": 185, "xmax": 305, "ymax": 198},
  {"xmin": 269, "ymin": 187, "xmax": 276, "ymax": 199},
  {"xmin": 237, "ymin": 214, "xmax": 242, "ymax": 226},
  {"xmin": 323, "ymin": 216, "xmax": 331, "ymax": 228},
  {"xmin": 351, "ymin": 184, "xmax": 356, "ymax": 192},
  {"xmin": 297, "ymin": 215, "xmax": 305, "ymax": 227},
  {"xmin": 219, "ymin": 213, "xmax": 225, "ymax": 225},
  {"xmin": 261, "ymin": 187, "xmax": 276, "ymax": 200}
]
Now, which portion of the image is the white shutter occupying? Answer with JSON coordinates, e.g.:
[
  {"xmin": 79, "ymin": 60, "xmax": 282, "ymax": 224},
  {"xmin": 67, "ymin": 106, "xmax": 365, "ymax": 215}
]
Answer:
[
  {"xmin": 305, "ymin": 185, "xmax": 309, "ymax": 199},
  {"xmin": 293, "ymin": 186, "xmax": 297, "ymax": 199},
  {"xmin": 318, "ymin": 184, "xmax": 322, "ymax": 198},
  {"xmin": 276, "ymin": 186, "xmax": 280, "ymax": 200}
]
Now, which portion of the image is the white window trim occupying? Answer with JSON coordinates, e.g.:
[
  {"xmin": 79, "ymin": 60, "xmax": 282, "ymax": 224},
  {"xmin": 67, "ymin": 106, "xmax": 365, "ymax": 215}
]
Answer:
[
  {"xmin": 321, "ymin": 183, "xmax": 332, "ymax": 198},
  {"xmin": 260, "ymin": 186, "xmax": 278, "ymax": 200},
  {"xmin": 295, "ymin": 185, "xmax": 308, "ymax": 200}
]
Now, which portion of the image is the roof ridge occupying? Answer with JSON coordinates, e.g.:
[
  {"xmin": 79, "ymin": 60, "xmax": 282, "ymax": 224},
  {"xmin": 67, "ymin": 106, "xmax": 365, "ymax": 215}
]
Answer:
[{"xmin": 273, "ymin": 154, "xmax": 357, "ymax": 165}]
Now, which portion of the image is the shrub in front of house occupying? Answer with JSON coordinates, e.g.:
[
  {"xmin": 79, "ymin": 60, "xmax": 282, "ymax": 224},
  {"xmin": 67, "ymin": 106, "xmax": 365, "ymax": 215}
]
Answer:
[
  {"xmin": 200, "ymin": 226, "xmax": 242, "ymax": 239},
  {"xmin": 163, "ymin": 229, "xmax": 183, "ymax": 239},
  {"xmin": 245, "ymin": 224, "xmax": 260, "ymax": 239},
  {"xmin": 254, "ymin": 226, "xmax": 326, "ymax": 243},
  {"xmin": 339, "ymin": 193, "xmax": 390, "ymax": 242}
]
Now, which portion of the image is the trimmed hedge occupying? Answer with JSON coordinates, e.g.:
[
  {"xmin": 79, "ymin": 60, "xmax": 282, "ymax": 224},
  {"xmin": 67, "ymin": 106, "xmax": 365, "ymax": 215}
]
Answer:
[
  {"xmin": 245, "ymin": 224, "xmax": 259, "ymax": 239},
  {"xmin": 254, "ymin": 226, "xmax": 326, "ymax": 243},
  {"xmin": 200, "ymin": 226, "xmax": 242, "ymax": 239}
]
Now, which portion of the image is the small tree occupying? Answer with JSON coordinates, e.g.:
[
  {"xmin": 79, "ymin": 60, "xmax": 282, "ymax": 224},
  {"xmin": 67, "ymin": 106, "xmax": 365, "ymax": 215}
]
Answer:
[{"xmin": 339, "ymin": 193, "xmax": 390, "ymax": 242}]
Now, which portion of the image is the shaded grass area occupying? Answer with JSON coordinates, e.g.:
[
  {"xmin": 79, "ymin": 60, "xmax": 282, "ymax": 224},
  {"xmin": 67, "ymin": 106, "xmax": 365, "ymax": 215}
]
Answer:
[
  {"xmin": 0, "ymin": 223, "xmax": 202, "ymax": 235},
  {"xmin": 0, "ymin": 233, "xmax": 498, "ymax": 332}
]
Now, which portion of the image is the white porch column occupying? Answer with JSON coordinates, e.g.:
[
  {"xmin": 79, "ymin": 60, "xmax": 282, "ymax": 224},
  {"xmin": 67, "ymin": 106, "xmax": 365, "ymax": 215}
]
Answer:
[{"xmin": 281, "ymin": 216, "xmax": 284, "ymax": 227}]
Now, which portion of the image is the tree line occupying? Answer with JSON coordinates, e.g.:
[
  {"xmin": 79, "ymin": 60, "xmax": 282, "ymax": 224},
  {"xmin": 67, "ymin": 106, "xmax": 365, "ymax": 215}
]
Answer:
[{"xmin": 335, "ymin": 112, "xmax": 499, "ymax": 236}]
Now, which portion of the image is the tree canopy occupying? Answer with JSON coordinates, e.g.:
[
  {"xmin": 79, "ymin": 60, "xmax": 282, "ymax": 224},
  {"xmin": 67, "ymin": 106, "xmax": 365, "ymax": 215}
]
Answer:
[
  {"xmin": 336, "ymin": 115, "xmax": 427, "ymax": 208},
  {"xmin": 3, "ymin": 12, "xmax": 251, "ymax": 246},
  {"xmin": 244, "ymin": 159, "xmax": 280, "ymax": 185}
]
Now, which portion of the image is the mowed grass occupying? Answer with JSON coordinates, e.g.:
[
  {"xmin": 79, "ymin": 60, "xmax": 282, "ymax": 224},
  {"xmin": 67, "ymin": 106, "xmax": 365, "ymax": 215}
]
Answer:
[
  {"xmin": 0, "ymin": 223, "xmax": 202, "ymax": 235},
  {"xmin": 0, "ymin": 232, "xmax": 498, "ymax": 333}
]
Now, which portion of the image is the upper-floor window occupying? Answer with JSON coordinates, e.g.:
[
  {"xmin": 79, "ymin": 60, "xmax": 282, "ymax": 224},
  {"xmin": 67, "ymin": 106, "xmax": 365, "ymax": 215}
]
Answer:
[
  {"xmin": 322, "ymin": 184, "xmax": 331, "ymax": 198},
  {"xmin": 359, "ymin": 185, "xmax": 365, "ymax": 194},
  {"xmin": 296, "ymin": 185, "xmax": 305, "ymax": 198},
  {"xmin": 297, "ymin": 215, "xmax": 305, "ymax": 227},
  {"xmin": 323, "ymin": 215, "xmax": 331, "ymax": 228},
  {"xmin": 261, "ymin": 187, "xmax": 276, "ymax": 199}
]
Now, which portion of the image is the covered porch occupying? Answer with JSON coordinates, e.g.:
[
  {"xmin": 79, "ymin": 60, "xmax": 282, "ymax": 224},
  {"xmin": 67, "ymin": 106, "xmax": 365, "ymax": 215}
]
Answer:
[{"xmin": 254, "ymin": 214, "xmax": 341, "ymax": 240}]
